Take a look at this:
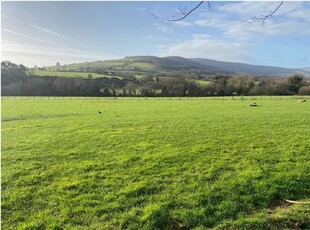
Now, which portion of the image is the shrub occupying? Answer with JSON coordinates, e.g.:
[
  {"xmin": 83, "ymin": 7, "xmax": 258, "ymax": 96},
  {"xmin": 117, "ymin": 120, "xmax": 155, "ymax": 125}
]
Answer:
[{"xmin": 298, "ymin": 86, "xmax": 310, "ymax": 95}]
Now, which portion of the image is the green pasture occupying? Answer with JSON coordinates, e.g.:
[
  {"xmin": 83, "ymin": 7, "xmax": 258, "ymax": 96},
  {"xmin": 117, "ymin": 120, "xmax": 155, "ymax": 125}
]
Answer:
[
  {"xmin": 2, "ymin": 97, "xmax": 310, "ymax": 229},
  {"xmin": 195, "ymin": 80, "xmax": 211, "ymax": 86},
  {"xmin": 60, "ymin": 60, "xmax": 128, "ymax": 70},
  {"xmin": 33, "ymin": 71, "xmax": 121, "ymax": 79},
  {"xmin": 134, "ymin": 74, "xmax": 144, "ymax": 80},
  {"xmin": 57, "ymin": 57, "xmax": 156, "ymax": 72},
  {"xmin": 127, "ymin": 62, "xmax": 156, "ymax": 70}
]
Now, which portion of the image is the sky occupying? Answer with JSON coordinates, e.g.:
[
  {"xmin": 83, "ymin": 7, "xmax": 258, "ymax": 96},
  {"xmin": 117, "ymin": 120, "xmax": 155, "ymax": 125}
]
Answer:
[{"xmin": 1, "ymin": 1, "xmax": 310, "ymax": 68}]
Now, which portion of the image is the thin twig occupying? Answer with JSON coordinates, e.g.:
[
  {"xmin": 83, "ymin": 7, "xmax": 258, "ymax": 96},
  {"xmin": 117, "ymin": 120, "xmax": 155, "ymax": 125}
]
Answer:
[
  {"xmin": 149, "ymin": 1, "xmax": 205, "ymax": 24},
  {"xmin": 150, "ymin": 1, "xmax": 284, "ymax": 26},
  {"xmin": 168, "ymin": 1, "xmax": 204, "ymax": 22},
  {"xmin": 247, "ymin": 1, "xmax": 284, "ymax": 25}
]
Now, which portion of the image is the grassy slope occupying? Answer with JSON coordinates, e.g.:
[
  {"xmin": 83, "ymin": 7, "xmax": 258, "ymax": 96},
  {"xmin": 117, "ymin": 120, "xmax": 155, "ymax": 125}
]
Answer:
[
  {"xmin": 56, "ymin": 57, "xmax": 156, "ymax": 72},
  {"xmin": 195, "ymin": 80, "xmax": 211, "ymax": 86},
  {"xmin": 62, "ymin": 59, "xmax": 129, "ymax": 69},
  {"xmin": 2, "ymin": 98, "xmax": 310, "ymax": 229},
  {"xmin": 33, "ymin": 71, "xmax": 121, "ymax": 79},
  {"xmin": 50, "ymin": 56, "xmax": 215, "ymax": 74}
]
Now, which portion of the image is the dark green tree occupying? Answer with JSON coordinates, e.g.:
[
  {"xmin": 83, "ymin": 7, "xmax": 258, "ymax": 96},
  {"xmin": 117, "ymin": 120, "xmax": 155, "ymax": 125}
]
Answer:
[
  {"xmin": 56, "ymin": 62, "xmax": 61, "ymax": 71},
  {"xmin": 287, "ymin": 73, "xmax": 304, "ymax": 94},
  {"xmin": 1, "ymin": 61, "xmax": 27, "ymax": 86}
]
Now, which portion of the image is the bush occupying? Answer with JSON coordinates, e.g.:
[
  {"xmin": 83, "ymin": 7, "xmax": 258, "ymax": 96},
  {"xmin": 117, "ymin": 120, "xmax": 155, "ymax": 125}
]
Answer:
[{"xmin": 298, "ymin": 86, "xmax": 310, "ymax": 95}]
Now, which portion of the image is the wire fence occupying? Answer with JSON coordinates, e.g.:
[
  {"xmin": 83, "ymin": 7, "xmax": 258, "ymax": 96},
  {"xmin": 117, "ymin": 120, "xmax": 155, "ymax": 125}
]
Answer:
[
  {"xmin": 2, "ymin": 95, "xmax": 309, "ymax": 122},
  {"xmin": 1, "ymin": 95, "xmax": 310, "ymax": 101}
]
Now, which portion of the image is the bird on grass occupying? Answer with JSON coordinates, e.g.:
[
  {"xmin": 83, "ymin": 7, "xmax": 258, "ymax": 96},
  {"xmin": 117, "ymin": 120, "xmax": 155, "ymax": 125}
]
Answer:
[{"xmin": 98, "ymin": 111, "xmax": 102, "ymax": 114}]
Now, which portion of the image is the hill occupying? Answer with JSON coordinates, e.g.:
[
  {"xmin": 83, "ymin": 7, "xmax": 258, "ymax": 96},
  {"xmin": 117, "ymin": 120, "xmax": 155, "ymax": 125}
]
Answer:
[
  {"xmin": 48, "ymin": 56, "xmax": 228, "ymax": 75},
  {"xmin": 44, "ymin": 56, "xmax": 310, "ymax": 77},
  {"xmin": 191, "ymin": 58, "xmax": 310, "ymax": 76}
]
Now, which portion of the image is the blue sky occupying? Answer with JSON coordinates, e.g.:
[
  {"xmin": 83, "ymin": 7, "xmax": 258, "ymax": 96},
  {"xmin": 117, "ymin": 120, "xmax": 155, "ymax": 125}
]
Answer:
[{"xmin": 1, "ymin": 1, "xmax": 310, "ymax": 68}]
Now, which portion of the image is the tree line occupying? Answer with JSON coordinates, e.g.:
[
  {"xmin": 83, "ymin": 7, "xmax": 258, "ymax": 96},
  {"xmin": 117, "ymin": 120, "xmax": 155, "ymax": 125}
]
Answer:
[{"xmin": 2, "ymin": 61, "xmax": 310, "ymax": 97}]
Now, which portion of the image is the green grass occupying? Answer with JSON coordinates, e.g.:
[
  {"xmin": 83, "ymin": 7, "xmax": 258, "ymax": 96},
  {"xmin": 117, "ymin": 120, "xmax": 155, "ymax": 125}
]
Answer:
[
  {"xmin": 134, "ymin": 74, "xmax": 144, "ymax": 80},
  {"xmin": 2, "ymin": 97, "xmax": 310, "ymax": 229},
  {"xmin": 50, "ymin": 57, "xmax": 160, "ymax": 73},
  {"xmin": 33, "ymin": 71, "xmax": 121, "ymax": 79},
  {"xmin": 195, "ymin": 80, "xmax": 211, "ymax": 86},
  {"xmin": 127, "ymin": 62, "xmax": 156, "ymax": 70},
  {"xmin": 57, "ymin": 57, "xmax": 157, "ymax": 72},
  {"xmin": 59, "ymin": 59, "xmax": 128, "ymax": 70}
]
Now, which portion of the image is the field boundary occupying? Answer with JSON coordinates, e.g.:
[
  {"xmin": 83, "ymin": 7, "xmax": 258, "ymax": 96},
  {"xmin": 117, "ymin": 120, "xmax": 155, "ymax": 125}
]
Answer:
[{"xmin": 1, "ymin": 95, "xmax": 310, "ymax": 101}]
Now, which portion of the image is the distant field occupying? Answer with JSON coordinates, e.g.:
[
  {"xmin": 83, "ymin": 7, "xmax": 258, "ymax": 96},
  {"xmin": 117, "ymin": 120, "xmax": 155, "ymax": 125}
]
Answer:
[
  {"xmin": 127, "ymin": 62, "xmax": 156, "ymax": 70},
  {"xmin": 59, "ymin": 60, "xmax": 129, "ymax": 70},
  {"xmin": 134, "ymin": 74, "xmax": 144, "ymax": 79},
  {"xmin": 33, "ymin": 71, "xmax": 122, "ymax": 79},
  {"xmin": 56, "ymin": 57, "xmax": 157, "ymax": 72},
  {"xmin": 2, "ymin": 97, "xmax": 310, "ymax": 229},
  {"xmin": 195, "ymin": 79, "xmax": 211, "ymax": 86}
]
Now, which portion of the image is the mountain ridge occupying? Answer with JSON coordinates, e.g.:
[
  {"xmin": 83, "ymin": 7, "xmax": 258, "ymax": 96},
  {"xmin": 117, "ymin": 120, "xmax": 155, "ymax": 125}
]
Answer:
[
  {"xmin": 50, "ymin": 56, "xmax": 310, "ymax": 77},
  {"xmin": 191, "ymin": 57, "xmax": 310, "ymax": 76}
]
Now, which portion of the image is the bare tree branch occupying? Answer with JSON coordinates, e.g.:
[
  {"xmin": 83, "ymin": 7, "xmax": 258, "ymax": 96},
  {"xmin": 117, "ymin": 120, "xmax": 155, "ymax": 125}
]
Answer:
[
  {"xmin": 150, "ymin": 1, "xmax": 284, "ymax": 26},
  {"xmin": 149, "ymin": 1, "xmax": 206, "ymax": 25},
  {"xmin": 247, "ymin": 1, "xmax": 284, "ymax": 25}
]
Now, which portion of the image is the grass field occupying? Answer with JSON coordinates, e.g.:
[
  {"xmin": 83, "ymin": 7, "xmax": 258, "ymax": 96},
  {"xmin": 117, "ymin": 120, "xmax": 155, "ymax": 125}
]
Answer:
[
  {"xmin": 33, "ymin": 71, "xmax": 122, "ymax": 79},
  {"xmin": 57, "ymin": 59, "xmax": 130, "ymax": 70},
  {"xmin": 2, "ymin": 97, "xmax": 310, "ymax": 229},
  {"xmin": 52, "ymin": 57, "xmax": 157, "ymax": 72},
  {"xmin": 195, "ymin": 80, "xmax": 211, "ymax": 86}
]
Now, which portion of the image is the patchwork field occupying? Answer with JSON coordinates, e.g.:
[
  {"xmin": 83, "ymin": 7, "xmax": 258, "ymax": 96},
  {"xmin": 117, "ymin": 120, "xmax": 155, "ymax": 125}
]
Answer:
[{"xmin": 2, "ymin": 97, "xmax": 310, "ymax": 229}]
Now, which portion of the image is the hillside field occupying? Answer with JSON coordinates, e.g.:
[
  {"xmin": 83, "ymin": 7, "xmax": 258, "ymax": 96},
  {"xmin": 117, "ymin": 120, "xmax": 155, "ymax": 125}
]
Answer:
[
  {"xmin": 2, "ymin": 97, "xmax": 310, "ymax": 229},
  {"xmin": 33, "ymin": 71, "xmax": 122, "ymax": 79}
]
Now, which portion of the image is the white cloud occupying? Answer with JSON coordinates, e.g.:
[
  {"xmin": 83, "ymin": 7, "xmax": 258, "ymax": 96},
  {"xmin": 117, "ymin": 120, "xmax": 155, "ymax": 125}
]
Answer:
[
  {"xmin": 155, "ymin": 35, "xmax": 253, "ymax": 63},
  {"xmin": 194, "ymin": 2, "xmax": 310, "ymax": 41},
  {"xmin": 154, "ymin": 23, "xmax": 172, "ymax": 33},
  {"xmin": 145, "ymin": 35, "xmax": 170, "ymax": 41},
  {"xmin": 285, "ymin": 7, "xmax": 310, "ymax": 22},
  {"xmin": 2, "ymin": 28, "xmax": 77, "ymax": 51},
  {"xmin": 3, "ymin": 15, "xmax": 71, "ymax": 40},
  {"xmin": 194, "ymin": 19, "xmax": 257, "ymax": 41},
  {"xmin": 195, "ymin": 19, "xmax": 220, "ymax": 27},
  {"xmin": 192, "ymin": 34, "xmax": 213, "ymax": 40},
  {"xmin": 1, "ymin": 39, "xmax": 117, "ymax": 67},
  {"xmin": 30, "ymin": 24, "xmax": 70, "ymax": 40},
  {"xmin": 261, "ymin": 21, "xmax": 310, "ymax": 36},
  {"xmin": 218, "ymin": 1, "xmax": 303, "ymax": 19},
  {"xmin": 174, "ymin": 21, "xmax": 192, "ymax": 27},
  {"xmin": 145, "ymin": 35, "xmax": 158, "ymax": 39}
]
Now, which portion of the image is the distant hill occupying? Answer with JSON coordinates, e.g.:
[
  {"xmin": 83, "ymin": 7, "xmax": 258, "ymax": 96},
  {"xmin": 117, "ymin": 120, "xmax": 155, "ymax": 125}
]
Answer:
[
  {"xmin": 191, "ymin": 58, "xmax": 310, "ymax": 76},
  {"xmin": 46, "ymin": 56, "xmax": 310, "ymax": 77},
  {"xmin": 51, "ymin": 56, "xmax": 227, "ymax": 75},
  {"xmin": 162, "ymin": 56, "xmax": 220, "ymax": 72},
  {"xmin": 300, "ymin": 68, "xmax": 310, "ymax": 73}
]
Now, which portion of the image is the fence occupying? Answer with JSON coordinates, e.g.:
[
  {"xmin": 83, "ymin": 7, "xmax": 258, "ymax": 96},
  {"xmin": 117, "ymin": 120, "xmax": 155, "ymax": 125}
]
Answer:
[{"xmin": 1, "ymin": 95, "xmax": 310, "ymax": 101}]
